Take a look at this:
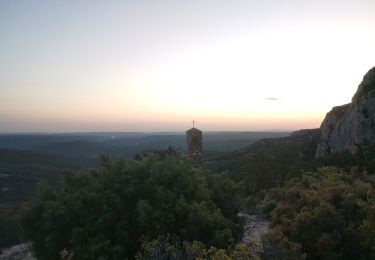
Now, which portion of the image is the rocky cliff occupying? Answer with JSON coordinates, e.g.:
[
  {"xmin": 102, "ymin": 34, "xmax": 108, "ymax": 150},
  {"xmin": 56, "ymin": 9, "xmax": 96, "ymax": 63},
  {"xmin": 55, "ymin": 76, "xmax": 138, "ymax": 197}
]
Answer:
[{"xmin": 316, "ymin": 67, "xmax": 375, "ymax": 157}]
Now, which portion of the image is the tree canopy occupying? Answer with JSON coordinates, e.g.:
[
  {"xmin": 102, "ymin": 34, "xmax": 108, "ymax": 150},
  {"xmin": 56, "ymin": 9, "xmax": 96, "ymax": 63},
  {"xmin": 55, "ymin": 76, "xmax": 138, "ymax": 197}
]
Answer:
[{"xmin": 21, "ymin": 154, "xmax": 242, "ymax": 260}]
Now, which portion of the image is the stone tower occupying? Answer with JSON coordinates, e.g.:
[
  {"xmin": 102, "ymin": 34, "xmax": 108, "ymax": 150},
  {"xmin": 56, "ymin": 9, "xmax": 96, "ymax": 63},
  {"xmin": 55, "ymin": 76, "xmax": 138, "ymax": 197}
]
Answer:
[{"xmin": 186, "ymin": 121, "xmax": 203, "ymax": 160}]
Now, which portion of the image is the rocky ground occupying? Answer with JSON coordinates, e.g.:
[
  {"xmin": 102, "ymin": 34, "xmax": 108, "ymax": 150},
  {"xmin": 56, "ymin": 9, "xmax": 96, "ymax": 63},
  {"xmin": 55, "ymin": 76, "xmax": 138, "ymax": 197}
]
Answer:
[
  {"xmin": 0, "ymin": 243, "xmax": 35, "ymax": 260},
  {"xmin": 239, "ymin": 213, "xmax": 270, "ymax": 255}
]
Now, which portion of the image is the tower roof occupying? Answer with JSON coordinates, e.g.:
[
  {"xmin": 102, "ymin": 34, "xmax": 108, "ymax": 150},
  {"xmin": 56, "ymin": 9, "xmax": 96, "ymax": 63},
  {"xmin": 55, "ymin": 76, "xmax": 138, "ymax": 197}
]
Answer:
[{"xmin": 186, "ymin": 127, "xmax": 202, "ymax": 133}]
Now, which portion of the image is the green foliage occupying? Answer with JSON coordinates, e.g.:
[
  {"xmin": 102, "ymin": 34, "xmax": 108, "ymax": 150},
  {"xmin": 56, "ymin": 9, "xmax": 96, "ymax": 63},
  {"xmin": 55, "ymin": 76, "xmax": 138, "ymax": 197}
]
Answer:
[
  {"xmin": 320, "ymin": 144, "xmax": 375, "ymax": 174},
  {"xmin": 21, "ymin": 154, "xmax": 241, "ymax": 259},
  {"xmin": 260, "ymin": 167, "xmax": 375, "ymax": 259},
  {"xmin": 261, "ymin": 228, "xmax": 305, "ymax": 260},
  {"xmin": 208, "ymin": 132, "xmax": 375, "ymax": 201},
  {"xmin": 0, "ymin": 148, "xmax": 95, "ymax": 248},
  {"xmin": 207, "ymin": 130, "xmax": 322, "ymax": 195},
  {"xmin": 135, "ymin": 234, "xmax": 258, "ymax": 260},
  {"xmin": 232, "ymin": 148, "xmax": 317, "ymax": 197},
  {"xmin": 240, "ymin": 153, "xmax": 279, "ymax": 193}
]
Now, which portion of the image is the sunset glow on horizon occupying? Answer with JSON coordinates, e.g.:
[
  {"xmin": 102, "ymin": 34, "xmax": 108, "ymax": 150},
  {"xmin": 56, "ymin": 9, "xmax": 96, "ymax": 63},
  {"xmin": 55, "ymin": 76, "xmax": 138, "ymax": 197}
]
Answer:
[{"xmin": 1, "ymin": 0, "xmax": 375, "ymax": 132}]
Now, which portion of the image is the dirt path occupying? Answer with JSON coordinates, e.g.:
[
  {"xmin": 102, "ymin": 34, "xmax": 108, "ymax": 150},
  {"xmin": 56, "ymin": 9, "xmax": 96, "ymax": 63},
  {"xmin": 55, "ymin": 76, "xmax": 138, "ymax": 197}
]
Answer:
[{"xmin": 239, "ymin": 213, "xmax": 270, "ymax": 254}]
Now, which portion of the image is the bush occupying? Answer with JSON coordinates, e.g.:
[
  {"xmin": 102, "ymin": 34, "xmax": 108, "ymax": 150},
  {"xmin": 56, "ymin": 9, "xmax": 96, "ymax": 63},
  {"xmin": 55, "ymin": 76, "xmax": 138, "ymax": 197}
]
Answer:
[
  {"xmin": 261, "ymin": 167, "xmax": 375, "ymax": 260},
  {"xmin": 135, "ymin": 235, "xmax": 257, "ymax": 260},
  {"xmin": 21, "ymin": 154, "xmax": 240, "ymax": 259}
]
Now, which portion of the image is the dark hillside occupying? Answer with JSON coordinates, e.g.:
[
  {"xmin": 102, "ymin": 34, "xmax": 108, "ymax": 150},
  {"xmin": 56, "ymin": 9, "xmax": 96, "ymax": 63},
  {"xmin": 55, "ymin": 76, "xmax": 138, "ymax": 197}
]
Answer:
[{"xmin": 205, "ymin": 129, "xmax": 321, "ymax": 174}]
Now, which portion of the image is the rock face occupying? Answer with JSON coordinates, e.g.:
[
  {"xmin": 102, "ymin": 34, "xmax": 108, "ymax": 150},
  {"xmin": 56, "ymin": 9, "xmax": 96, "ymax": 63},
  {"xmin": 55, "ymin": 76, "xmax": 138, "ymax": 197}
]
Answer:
[{"xmin": 316, "ymin": 67, "xmax": 375, "ymax": 157}]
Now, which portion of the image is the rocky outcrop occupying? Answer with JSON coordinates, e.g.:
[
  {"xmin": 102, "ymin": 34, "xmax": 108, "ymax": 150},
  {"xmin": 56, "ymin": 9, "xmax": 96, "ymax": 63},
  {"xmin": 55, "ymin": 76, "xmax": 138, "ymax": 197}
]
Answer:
[{"xmin": 316, "ymin": 67, "xmax": 375, "ymax": 157}]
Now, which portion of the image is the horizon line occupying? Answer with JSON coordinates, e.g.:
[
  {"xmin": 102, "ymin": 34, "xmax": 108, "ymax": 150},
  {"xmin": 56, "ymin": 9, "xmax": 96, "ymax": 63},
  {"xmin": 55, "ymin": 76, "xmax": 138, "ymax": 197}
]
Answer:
[{"xmin": 0, "ymin": 129, "xmax": 300, "ymax": 135}]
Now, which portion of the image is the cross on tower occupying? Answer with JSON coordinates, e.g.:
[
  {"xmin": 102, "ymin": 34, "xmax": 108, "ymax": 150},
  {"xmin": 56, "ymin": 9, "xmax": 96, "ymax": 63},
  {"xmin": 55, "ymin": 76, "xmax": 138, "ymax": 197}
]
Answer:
[{"xmin": 192, "ymin": 120, "xmax": 195, "ymax": 128}]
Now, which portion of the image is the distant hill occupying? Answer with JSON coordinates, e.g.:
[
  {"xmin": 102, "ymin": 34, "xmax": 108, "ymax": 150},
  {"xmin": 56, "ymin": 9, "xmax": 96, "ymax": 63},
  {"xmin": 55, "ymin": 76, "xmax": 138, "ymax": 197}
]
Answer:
[
  {"xmin": 0, "ymin": 131, "xmax": 291, "ymax": 205},
  {"xmin": 0, "ymin": 131, "xmax": 291, "ymax": 159},
  {"xmin": 0, "ymin": 134, "xmax": 103, "ymax": 150},
  {"xmin": 0, "ymin": 149, "xmax": 98, "ymax": 203},
  {"xmin": 205, "ymin": 129, "xmax": 321, "ymax": 174}
]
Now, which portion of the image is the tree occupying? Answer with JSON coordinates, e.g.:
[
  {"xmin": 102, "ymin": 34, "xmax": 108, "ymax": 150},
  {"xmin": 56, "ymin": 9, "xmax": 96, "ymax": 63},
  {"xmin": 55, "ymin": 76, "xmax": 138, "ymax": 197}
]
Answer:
[{"xmin": 21, "ymin": 154, "xmax": 240, "ymax": 259}]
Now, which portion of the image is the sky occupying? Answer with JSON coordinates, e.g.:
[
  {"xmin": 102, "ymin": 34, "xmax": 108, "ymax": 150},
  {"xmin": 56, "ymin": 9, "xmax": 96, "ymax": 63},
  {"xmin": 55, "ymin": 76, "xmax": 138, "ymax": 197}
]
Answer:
[{"xmin": 1, "ymin": 0, "xmax": 374, "ymax": 132}]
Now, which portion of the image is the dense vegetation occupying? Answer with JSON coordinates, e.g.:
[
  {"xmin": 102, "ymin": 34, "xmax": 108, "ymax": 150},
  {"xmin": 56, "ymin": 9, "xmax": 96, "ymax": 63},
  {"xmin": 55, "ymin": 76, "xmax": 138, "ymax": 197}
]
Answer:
[
  {"xmin": 19, "ymin": 149, "xmax": 375, "ymax": 259},
  {"xmin": 2, "ymin": 132, "xmax": 375, "ymax": 259},
  {"xmin": 259, "ymin": 167, "xmax": 374, "ymax": 260},
  {"xmin": 135, "ymin": 235, "xmax": 256, "ymax": 259},
  {"xmin": 206, "ymin": 129, "xmax": 321, "ymax": 194},
  {"xmin": 0, "ymin": 132, "xmax": 286, "ymax": 249},
  {"xmin": 20, "ymin": 154, "xmax": 243, "ymax": 259}
]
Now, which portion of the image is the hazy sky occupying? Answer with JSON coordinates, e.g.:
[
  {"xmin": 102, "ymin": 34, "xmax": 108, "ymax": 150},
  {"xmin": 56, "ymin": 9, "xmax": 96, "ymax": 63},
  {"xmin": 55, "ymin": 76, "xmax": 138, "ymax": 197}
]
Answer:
[{"xmin": 1, "ymin": 0, "xmax": 374, "ymax": 132}]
